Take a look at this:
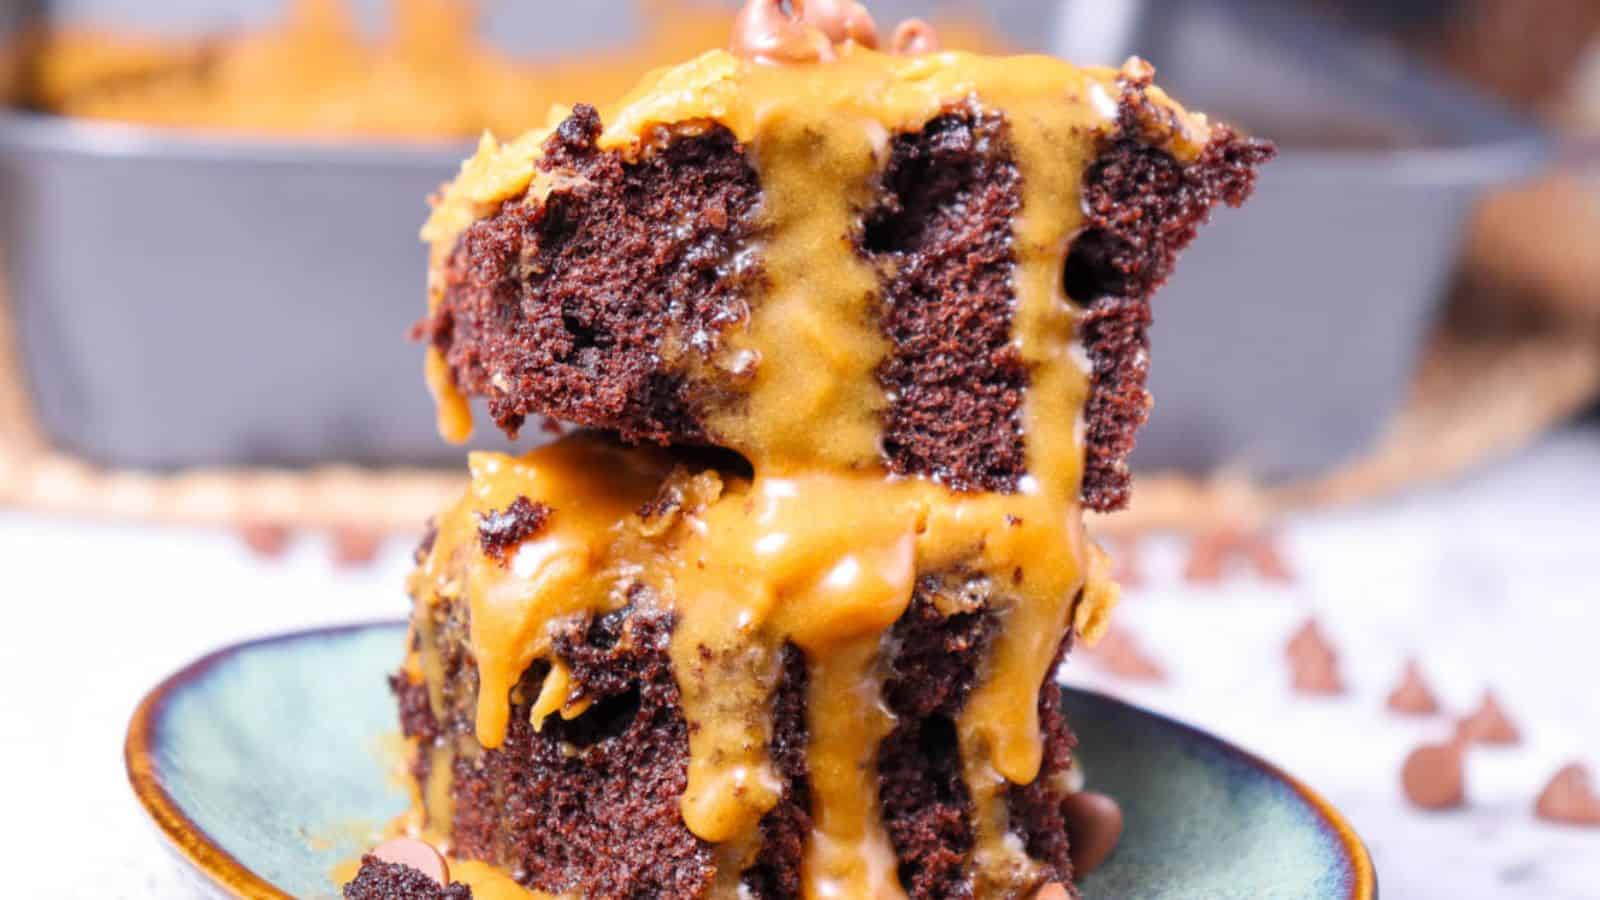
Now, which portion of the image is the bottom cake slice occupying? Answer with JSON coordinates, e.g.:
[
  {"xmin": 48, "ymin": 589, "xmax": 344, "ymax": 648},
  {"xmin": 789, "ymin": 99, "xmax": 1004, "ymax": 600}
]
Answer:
[{"xmin": 392, "ymin": 433, "xmax": 1116, "ymax": 899}]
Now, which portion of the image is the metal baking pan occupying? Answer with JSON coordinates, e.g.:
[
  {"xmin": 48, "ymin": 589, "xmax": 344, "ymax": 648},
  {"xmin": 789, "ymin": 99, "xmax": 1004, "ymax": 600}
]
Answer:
[{"xmin": 0, "ymin": 0, "xmax": 1550, "ymax": 474}]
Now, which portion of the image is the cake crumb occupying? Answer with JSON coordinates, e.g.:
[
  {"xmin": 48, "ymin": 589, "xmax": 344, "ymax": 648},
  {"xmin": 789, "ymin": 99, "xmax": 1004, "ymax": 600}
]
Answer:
[{"xmin": 476, "ymin": 496, "xmax": 552, "ymax": 566}]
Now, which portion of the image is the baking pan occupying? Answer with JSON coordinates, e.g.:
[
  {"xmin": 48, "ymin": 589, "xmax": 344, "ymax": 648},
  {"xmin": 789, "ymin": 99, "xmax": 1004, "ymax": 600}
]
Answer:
[{"xmin": 0, "ymin": 0, "xmax": 1550, "ymax": 474}]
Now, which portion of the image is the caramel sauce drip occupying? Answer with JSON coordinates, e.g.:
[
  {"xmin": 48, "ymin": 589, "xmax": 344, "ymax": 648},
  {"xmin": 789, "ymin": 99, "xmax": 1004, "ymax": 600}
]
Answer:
[
  {"xmin": 411, "ymin": 438, "xmax": 676, "ymax": 749},
  {"xmin": 411, "ymin": 438, "xmax": 1104, "ymax": 896},
  {"xmin": 411, "ymin": 27, "xmax": 1217, "ymax": 898}
]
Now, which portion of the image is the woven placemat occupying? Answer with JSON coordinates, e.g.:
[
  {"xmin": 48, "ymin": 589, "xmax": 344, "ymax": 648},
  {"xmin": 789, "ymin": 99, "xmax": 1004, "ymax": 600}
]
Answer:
[{"xmin": 3, "ymin": 205, "xmax": 1597, "ymax": 537}]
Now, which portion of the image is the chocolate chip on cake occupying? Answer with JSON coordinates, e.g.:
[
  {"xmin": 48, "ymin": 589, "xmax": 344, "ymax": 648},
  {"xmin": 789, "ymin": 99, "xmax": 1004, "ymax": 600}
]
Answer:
[{"xmin": 889, "ymin": 18, "xmax": 940, "ymax": 55}]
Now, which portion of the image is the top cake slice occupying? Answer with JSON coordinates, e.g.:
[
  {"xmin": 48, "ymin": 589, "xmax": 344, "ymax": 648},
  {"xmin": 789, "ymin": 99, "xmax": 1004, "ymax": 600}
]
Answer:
[{"xmin": 417, "ymin": 38, "xmax": 1270, "ymax": 510}]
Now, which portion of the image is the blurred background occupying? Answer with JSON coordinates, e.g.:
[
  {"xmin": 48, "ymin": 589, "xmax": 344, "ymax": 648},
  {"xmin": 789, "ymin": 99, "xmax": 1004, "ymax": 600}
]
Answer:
[{"xmin": 1, "ymin": 1, "xmax": 1596, "ymax": 897}]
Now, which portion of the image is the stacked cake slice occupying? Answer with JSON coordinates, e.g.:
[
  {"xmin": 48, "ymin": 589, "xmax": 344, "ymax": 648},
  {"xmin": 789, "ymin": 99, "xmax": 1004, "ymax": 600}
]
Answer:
[{"xmin": 390, "ymin": 4, "xmax": 1271, "ymax": 897}]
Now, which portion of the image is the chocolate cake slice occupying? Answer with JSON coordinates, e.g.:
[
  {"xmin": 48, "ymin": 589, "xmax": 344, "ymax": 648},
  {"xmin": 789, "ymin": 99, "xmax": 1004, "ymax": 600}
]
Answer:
[
  {"xmin": 416, "ymin": 21, "xmax": 1270, "ymax": 511},
  {"xmin": 385, "ymin": 3, "xmax": 1271, "ymax": 898},
  {"xmin": 395, "ymin": 433, "xmax": 1100, "ymax": 899}
]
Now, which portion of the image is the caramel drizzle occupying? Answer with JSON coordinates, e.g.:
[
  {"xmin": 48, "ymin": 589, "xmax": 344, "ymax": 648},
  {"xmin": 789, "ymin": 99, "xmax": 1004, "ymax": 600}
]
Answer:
[{"xmin": 414, "ymin": 39, "xmax": 1210, "ymax": 900}]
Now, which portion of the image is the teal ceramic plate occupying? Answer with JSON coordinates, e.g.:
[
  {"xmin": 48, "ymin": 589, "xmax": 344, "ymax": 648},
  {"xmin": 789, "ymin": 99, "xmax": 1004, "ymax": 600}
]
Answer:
[{"xmin": 127, "ymin": 623, "xmax": 1376, "ymax": 899}]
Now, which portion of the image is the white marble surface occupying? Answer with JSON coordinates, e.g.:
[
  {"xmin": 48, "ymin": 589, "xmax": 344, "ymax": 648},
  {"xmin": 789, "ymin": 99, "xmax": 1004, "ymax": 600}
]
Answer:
[{"xmin": 3, "ymin": 428, "xmax": 1598, "ymax": 899}]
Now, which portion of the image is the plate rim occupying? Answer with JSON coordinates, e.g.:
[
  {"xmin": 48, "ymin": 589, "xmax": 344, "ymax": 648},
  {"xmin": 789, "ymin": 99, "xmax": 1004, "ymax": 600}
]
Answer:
[
  {"xmin": 125, "ymin": 621, "xmax": 398, "ymax": 900},
  {"xmin": 126, "ymin": 620, "xmax": 1376, "ymax": 900},
  {"xmin": 1062, "ymin": 689, "xmax": 1378, "ymax": 899}
]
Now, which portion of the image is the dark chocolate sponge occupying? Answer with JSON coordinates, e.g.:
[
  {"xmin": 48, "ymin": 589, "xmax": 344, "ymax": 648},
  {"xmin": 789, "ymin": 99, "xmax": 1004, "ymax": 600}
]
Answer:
[
  {"xmin": 861, "ymin": 107, "xmax": 1027, "ymax": 495},
  {"xmin": 420, "ymin": 104, "xmax": 763, "ymax": 446},
  {"xmin": 422, "ymin": 100, "xmax": 1269, "ymax": 510},
  {"xmin": 397, "ymin": 578, "xmax": 1079, "ymax": 899},
  {"xmin": 1068, "ymin": 87, "xmax": 1275, "ymax": 510}
]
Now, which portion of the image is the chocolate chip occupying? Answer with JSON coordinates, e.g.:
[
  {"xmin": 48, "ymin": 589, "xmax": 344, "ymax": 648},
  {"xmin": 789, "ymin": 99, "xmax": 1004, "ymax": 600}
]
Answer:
[
  {"xmin": 1111, "ymin": 534, "xmax": 1144, "ymax": 589},
  {"xmin": 1457, "ymin": 690, "xmax": 1521, "ymax": 745},
  {"xmin": 1242, "ymin": 531, "xmax": 1293, "ymax": 583},
  {"xmin": 1402, "ymin": 741, "xmax": 1466, "ymax": 810},
  {"xmin": 889, "ymin": 18, "xmax": 940, "ymax": 55},
  {"xmin": 730, "ymin": 0, "xmax": 837, "ymax": 64},
  {"xmin": 1535, "ymin": 763, "xmax": 1600, "ymax": 827},
  {"xmin": 239, "ymin": 522, "xmax": 289, "ymax": 558},
  {"xmin": 1062, "ymin": 790, "xmax": 1124, "ymax": 876},
  {"xmin": 1182, "ymin": 527, "xmax": 1233, "ymax": 583},
  {"xmin": 1292, "ymin": 654, "xmax": 1343, "ymax": 695},
  {"xmin": 332, "ymin": 527, "xmax": 382, "ymax": 568},
  {"xmin": 1386, "ymin": 658, "xmax": 1440, "ymax": 716},
  {"xmin": 370, "ymin": 837, "xmax": 449, "ymax": 885},
  {"xmin": 1285, "ymin": 618, "xmax": 1326, "ymax": 659},
  {"xmin": 476, "ymin": 496, "xmax": 553, "ymax": 566},
  {"xmin": 1088, "ymin": 625, "xmax": 1165, "ymax": 682},
  {"xmin": 1184, "ymin": 527, "xmax": 1293, "ymax": 584},
  {"xmin": 1286, "ymin": 617, "xmax": 1343, "ymax": 695},
  {"xmin": 799, "ymin": 0, "xmax": 879, "ymax": 48}
]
